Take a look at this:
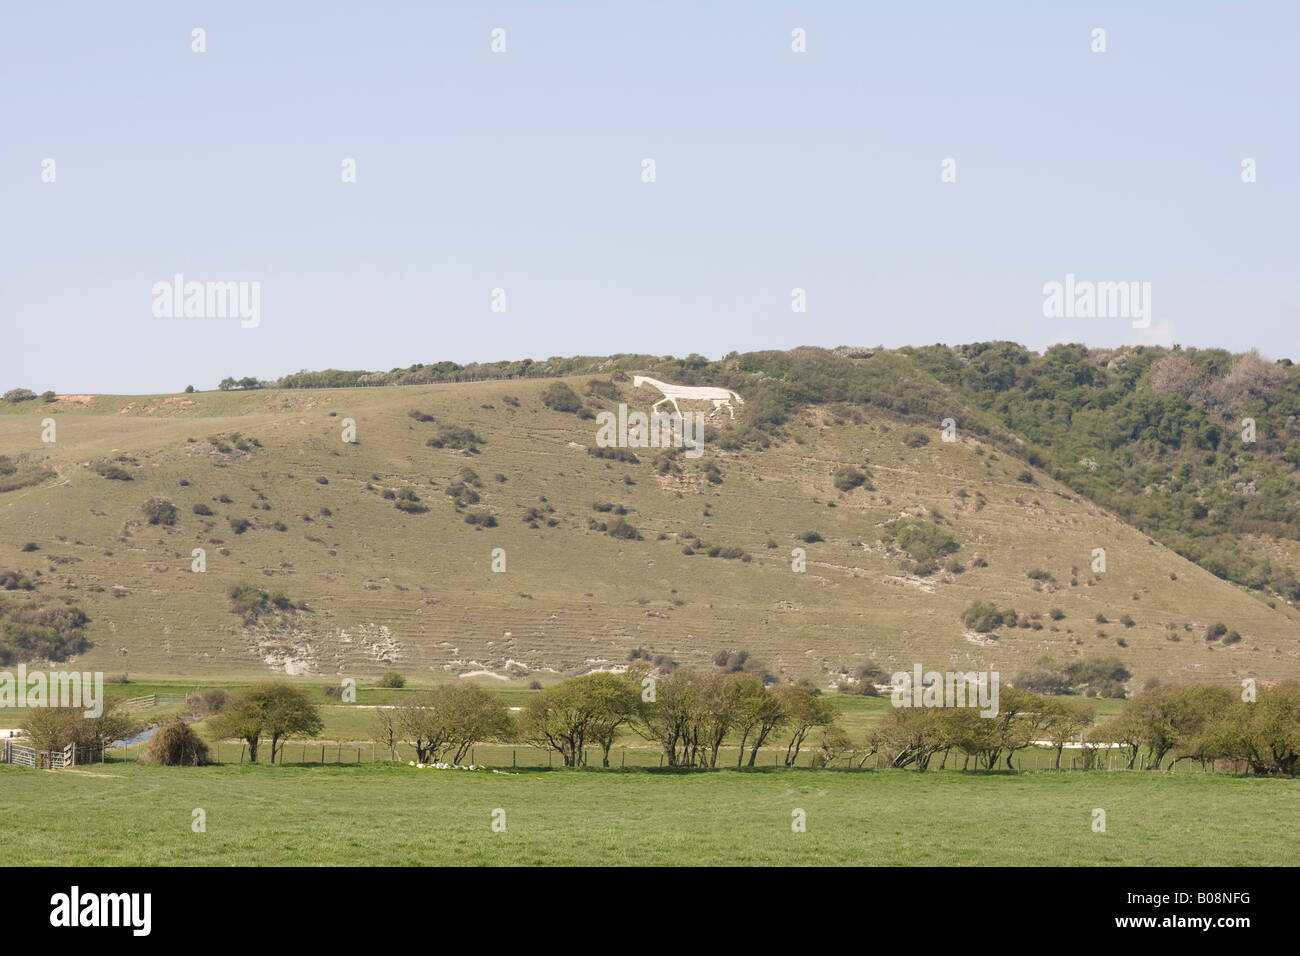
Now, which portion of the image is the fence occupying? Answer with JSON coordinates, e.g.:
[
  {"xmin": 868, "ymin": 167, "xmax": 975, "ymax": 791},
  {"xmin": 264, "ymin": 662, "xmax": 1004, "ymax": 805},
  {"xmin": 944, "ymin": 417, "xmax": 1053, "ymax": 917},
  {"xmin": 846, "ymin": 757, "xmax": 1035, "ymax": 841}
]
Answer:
[
  {"xmin": 120, "ymin": 693, "xmax": 187, "ymax": 712},
  {"xmin": 3, "ymin": 740, "xmax": 75, "ymax": 769}
]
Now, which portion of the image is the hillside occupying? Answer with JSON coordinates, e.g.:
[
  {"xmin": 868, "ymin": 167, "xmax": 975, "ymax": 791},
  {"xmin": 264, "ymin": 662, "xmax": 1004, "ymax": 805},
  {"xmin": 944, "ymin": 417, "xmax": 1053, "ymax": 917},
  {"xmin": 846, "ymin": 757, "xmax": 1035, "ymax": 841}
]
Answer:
[{"xmin": 2, "ymin": 361, "xmax": 1298, "ymax": 688}]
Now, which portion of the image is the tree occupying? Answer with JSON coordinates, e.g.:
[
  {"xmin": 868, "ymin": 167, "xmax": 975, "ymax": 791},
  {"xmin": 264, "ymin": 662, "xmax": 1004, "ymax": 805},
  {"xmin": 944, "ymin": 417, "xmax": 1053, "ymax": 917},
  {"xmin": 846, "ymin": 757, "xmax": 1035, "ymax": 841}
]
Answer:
[
  {"xmin": 67, "ymin": 696, "xmax": 138, "ymax": 758},
  {"xmin": 392, "ymin": 683, "xmax": 510, "ymax": 765},
  {"xmin": 259, "ymin": 683, "xmax": 323, "ymax": 763},
  {"xmin": 520, "ymin": 674, "xmax": 636, "ymax": 767},
  {"xmin": 1200, "ymin": 684, "xmax": 1300, "ymax": 775},
  {"xmin": 576, "ymin": 673, "xmax": 639, "ymax": 767},
  {"xmin": 19, "ymin": 706, "xmax": 78, "ymax": 752},
  {"xmin": 730, "ymin": 673, "xmax": 786, "ymax": 767},
  {"xmin": 777, "ymin": 681, "xmax": 838, "ymax": 766},
  {"xmin": 637, "ymin": 670, "xmax": 708, "ymax": 767},
  {"xmin": 372, "ymin": 707, "xmax": 399, "ymax": 761},
  {"xmin": 208, "ymin": 682, "xmax": 322, "ymax": 764},
  {"xmin": 1040, "ymin": 697, "xmax": 1094, "ymax": 769},
  {"xmin": 440, "ymin": 683, "xmax": 511, "ymax": 764},
  {"xmin": 18, "ymin": 699, "xmax": 137, "ymax": 760},
  {"xmin": 396, "ymin": 691, "xmax": 454, "ymax": 764},
  {"xmin": 871, "ymin": 707, "xmax": 947, "ymax": 771}
]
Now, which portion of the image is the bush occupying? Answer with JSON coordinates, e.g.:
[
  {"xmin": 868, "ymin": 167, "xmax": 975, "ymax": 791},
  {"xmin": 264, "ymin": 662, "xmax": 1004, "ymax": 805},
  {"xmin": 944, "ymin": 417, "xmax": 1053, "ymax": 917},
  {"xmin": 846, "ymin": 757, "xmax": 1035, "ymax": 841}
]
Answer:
[
  {"xmin": 889, "ymin": 518, "xmax": 958, "ymax": 570},
  {"xmin": 1204, "ymin": 622, "xmax": 1228, "ymax": 642},
  {"xmin": 20, "ymin": 542, "xmax": 38, "ymax": 552},
  {"xmin": 408, "ymin": 409, "xmax": 435, "ymax": 422},
  {"xmin": 0, "ymin": 570, "xmax": 35, "ymax": 591},
  {"xmin": 607, "ymin": 518, "xmax": 640, "ymax": 540},
  {"xmin": 962, "ymin": 600, "xmax": 1004, "ymax": 633},
  {"xmin": 428, "ymin": 426, "xmax": 484, "ymax": 451},
  {"xmin": 93, "ymin": 461, "xmax": 132, "ymax": 481},
  {"xmin": 464, "ymin": 511, "xmax": 497, "ymax": 528},
  {"xmin": 228, "ymin": 516, "xmax": 251, "ymax": 534},
  {"xmin": 187, "ymin": 688, "xmax": 230, "ymax": 716},
  {"xmin": 141, "ymin": 496, "xmax": 178, "ymax": 526},
  {"xmin": 902, "ymin": 430, "xmax": 930, "ymax": 448},
  {"xmin": 192, "ymin": 503, "xmax": 213, "ymax": 516},
  {"xmin": 832, "ymin": 465, "xmax": 868, "ymax": 492},
  {"xmin": 587, "ymin": 446, "xmax": 639, "ymax": 463},
  {"xmin": 801, "ymin": 530, "xmax": 823, "ymax": 543},
  {"xmin": 379, "ymin": 672, "xmax": 405, "ymax": 688},
  {"xmin": 541, "ymin": 382, "xmax": 584, "ymax": 413},
  {"xmin": 184, "ymin": 385, "xmax": 195, "ymax": 393},
  {"xmin": 3, "ymin": 388, "xmax": 36, "ymax": 403},
  {"xmin": 141, "ymin": 721, "xmax": 211, "ymax": 766}
]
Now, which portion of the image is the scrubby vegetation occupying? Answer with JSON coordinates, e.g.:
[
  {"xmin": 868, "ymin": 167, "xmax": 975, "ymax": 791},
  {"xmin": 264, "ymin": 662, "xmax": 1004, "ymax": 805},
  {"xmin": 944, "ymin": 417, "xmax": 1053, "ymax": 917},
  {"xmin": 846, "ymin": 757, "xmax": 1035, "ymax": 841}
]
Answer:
[
  {"xmin": 0, "ymin": 596, "xmax": 91, "ymax": 664},
  {"xmin": 226, "ymin": 584, "xmax": 303, "ymax": 626},
  {"xmin": 141, "ymin": 496, "xmax": 178, "ymax": 526},
  {"xmin": 427, "ymin": 426, "xmax": 484, "ymax": 451}
]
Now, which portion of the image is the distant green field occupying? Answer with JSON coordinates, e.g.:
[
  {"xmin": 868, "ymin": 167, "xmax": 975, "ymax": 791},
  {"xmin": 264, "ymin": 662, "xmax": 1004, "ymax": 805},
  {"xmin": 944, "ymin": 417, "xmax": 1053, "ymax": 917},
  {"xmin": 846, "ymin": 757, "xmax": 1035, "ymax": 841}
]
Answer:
[{"xmin": 2, "ymin": 762, "xmax": 1294, "ymax": 866}]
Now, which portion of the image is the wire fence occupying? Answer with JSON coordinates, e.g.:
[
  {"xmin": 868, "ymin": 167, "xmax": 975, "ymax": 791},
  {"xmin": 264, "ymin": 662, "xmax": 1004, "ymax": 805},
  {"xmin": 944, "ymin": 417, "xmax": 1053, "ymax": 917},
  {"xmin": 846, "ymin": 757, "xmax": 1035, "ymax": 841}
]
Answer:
[{"xmin": 99, "ymin": 738, "xmax": 1243, "ymax": 773}]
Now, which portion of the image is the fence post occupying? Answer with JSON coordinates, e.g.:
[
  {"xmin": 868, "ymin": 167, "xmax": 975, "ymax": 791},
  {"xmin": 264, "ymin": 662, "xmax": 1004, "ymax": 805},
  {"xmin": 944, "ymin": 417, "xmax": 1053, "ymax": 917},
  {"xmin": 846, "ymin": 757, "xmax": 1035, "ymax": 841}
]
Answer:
[{"xmin": 512, "ymin": 749, "xmax": 516, "ymax": 767}]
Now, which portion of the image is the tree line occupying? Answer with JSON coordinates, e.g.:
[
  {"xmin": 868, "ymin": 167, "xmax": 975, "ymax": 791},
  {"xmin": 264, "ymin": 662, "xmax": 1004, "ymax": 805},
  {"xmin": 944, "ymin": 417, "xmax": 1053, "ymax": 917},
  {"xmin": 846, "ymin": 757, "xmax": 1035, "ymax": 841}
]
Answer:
[{"xmin": 19, "ymin": 675, "xmax": 1298, "ymax": 775}]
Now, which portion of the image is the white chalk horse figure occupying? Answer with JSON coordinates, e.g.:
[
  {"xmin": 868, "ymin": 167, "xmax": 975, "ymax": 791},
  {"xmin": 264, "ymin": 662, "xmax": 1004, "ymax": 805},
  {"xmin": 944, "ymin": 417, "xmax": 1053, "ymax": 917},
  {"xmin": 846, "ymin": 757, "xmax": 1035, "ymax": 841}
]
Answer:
[{"xmin": 633, "ymin": 376, "xmax": 745, "ymax": 420}]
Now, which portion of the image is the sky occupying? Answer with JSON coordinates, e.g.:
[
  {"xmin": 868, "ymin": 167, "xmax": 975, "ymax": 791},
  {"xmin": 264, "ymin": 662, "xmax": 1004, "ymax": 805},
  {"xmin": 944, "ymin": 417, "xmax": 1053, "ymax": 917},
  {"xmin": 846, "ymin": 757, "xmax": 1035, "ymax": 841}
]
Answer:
[{"xmin": 1, "ymin": 1, "xmax": 1296, "ymax": 394}]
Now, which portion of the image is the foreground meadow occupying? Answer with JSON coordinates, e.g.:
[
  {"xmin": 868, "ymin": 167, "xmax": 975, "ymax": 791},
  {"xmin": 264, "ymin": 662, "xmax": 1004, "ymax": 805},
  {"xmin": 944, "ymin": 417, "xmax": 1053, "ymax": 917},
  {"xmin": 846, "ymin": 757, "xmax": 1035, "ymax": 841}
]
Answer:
[{"xmin": 2, "ymin": 762, "xmax": 1294, "ymax": 866}]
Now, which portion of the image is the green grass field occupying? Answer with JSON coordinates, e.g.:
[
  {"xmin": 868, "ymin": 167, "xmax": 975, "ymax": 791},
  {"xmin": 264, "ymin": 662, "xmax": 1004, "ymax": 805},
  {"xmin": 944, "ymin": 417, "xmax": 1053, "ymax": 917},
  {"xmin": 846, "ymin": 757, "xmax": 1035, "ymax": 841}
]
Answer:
[{"xmin": 2, "ymin": 761, "xmax": 1294, "ymax": 866}]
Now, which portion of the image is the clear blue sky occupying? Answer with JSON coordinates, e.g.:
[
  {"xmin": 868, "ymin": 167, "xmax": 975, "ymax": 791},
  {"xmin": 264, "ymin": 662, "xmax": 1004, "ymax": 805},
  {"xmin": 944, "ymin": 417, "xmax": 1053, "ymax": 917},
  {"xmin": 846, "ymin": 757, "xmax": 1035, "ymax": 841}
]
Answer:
[{"xmin": 2, "ymin": 1, "xmax": 1295, "ymax": 394}]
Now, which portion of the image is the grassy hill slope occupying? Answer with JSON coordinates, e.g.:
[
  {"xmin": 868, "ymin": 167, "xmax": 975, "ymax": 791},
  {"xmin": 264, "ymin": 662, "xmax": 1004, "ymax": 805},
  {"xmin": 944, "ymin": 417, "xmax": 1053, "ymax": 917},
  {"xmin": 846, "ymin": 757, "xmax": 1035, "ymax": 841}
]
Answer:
[{"xmin": 2, "ymin": 375, "xmax": 1297, "ymax": 687}]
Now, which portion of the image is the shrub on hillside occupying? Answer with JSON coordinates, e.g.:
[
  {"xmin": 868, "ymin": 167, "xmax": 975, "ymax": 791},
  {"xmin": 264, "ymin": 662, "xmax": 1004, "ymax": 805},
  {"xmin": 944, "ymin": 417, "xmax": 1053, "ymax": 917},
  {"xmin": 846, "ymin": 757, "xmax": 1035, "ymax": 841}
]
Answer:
[
  {"xmin": 427, "ymin": 426, "xmax": 484, "ymax": 451},
  {"xmin": 833, "ymin": 465, "xmax": 869, "ymax": 492},
  {"xmin": 379, "ymin": 672, "xmax": 405, "ymax": 688},
  {"xmin": 3, "ymin": 388, "xmax": 36, "ymax": 403},
  {"xmin": 93, "ymin": 461, "xmax": 133, "ymax": 481},
  {"xmin": 585, "ymin": 379, "xmax": 619, "ymax": 401},
  {"xmin": 541, "ymin": 382, "xmax": 584, "ymax": 414},
  {"xmin": 587, "ymin": 446, "xmax": 639, "ymax": 463},
  {"xmin": 141, "ymin": 496, "xmax": 178, "ymax": 526},
  {"xmin": 607, "ymin": 518, "xmax": 641, "ymax": 540},
  {"xmin": 0, "ymin": 570, "xmax": 35, "ymax": 591},
  {"xmin": 963, "ymin": 601, "xmax": 1005, "ymax": 633}
]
